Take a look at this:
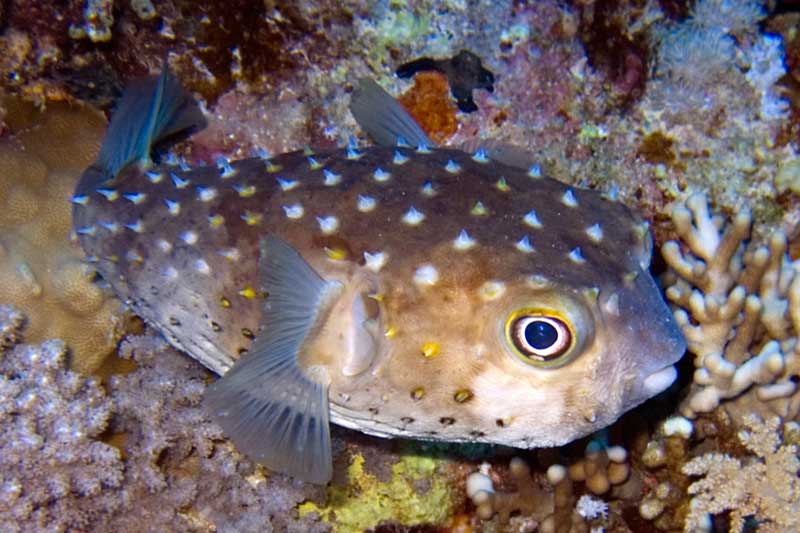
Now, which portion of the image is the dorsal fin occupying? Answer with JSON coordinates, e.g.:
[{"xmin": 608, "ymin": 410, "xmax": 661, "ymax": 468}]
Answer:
[
  {"xmin": 349, "ymin": 79, "xmax": 434, "ymax": 148},
  {"xmin": 75, "ymin": 67, "xmax": 206, "ymax": 195}
]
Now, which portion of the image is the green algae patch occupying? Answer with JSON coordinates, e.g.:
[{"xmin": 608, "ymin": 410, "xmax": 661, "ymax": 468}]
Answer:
[{"xmin": 298, "ymin": 452, "xmax": 454, "ymax": 532}]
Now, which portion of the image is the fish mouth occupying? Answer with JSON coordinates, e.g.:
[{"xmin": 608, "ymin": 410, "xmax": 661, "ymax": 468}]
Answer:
[{"xmin": 642, "ymin": 365, "xmax": 678, "ymax": 397}]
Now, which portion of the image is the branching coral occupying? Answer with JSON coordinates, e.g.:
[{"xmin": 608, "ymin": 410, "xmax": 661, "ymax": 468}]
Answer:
[
  {"xmin": 682, "ymin": 414, "xmax": 800, "ymax": 532},
  {"xmin": 99, "ymin": 333, "xmax": 331, "ymax": 532},
  {"xmin": 662, "ymin": 193, "xmax": 800, "ymax": 419},
  {"xmin": 0, "ymin": 308, "xmax": 331, "ymax": 531},
  {"xmin": 465, "ymin": 445, "xmax": 630, "ymax": 532},
  {"xmin": 0, "ymin": 305, "xmax": 124, "ymax": 531}
]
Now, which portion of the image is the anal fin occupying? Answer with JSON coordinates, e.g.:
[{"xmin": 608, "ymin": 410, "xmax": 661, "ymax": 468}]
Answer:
[{"xmin": 204, "ymin": 236, "xmax": 340, "ymax": 484}]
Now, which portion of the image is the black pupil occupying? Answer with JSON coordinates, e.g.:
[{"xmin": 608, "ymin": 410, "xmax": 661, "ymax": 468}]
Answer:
[{"xmin": 524, "ymin": 320, "xmax": 559, "ymax": 350}]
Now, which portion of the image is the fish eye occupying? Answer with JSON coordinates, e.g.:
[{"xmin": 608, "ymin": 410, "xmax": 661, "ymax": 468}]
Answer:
[{"xmin": 505, "ymin": 309, "xmax": 574, "ymax": 365}]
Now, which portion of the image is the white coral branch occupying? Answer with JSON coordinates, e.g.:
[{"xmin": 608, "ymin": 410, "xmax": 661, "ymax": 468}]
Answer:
[{"xmin": 663, "ymin": 192, "xmax": 800, "ymax": 418}]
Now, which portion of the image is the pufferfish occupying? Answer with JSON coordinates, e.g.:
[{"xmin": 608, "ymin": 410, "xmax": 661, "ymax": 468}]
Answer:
[{"xmin": 72, "ymin": 69, "xmax": 686, "ymax": 483}]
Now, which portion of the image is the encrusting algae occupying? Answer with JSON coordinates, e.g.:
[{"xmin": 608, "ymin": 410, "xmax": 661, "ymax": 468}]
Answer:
[{"xmin": 298, "ymin": 451, "xmax": 454, "ymax": 532}]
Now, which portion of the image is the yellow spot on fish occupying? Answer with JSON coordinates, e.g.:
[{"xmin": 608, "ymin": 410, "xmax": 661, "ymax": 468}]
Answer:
[
  {"xmin": 235, "ymin": 184, "xmax": 256, "ymax": 197},
  {"xmin": 208, "ymin": 214, "xmax": 225, "ymax": 228},
  {"xmin": 266, "ymin": 161, "xmax": 282, "ymax": 173},
  {"xmin": 325, "ymin": 246, "xmax": 348, "ymax": 260},
  {"xmin": 384, "ymin": 326, "xmax": 397, "ymax": 338},
  {"xmin": 239, "ymin": 287, "xmax": 257, "ymax": 299},
  {"xmin": 495, "ymin": 177, "xmax": 510, "ymax": 192},
  {"xmin": 454, "ymin": 389, "xmax": 474, "ymax": 403},
  {"xmin": 241, "ymin": 211, "xmax": 262, "ymax": 226},
  {"xmin": 421, "ymin": 342, "xmax": 440, "ymax": 359},
  {"xmin": 411, "ymin": 387, "xmax": 425, "ymax": 401},
  {"xmin": 220, "ymin": 296, "xmax": 231, "ymax": 308}
]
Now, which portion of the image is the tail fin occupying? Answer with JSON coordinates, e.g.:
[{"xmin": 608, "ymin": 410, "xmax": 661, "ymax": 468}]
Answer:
[{"xmin": 76, "ymin": 68, "xmax": 206, "ymax": 195}]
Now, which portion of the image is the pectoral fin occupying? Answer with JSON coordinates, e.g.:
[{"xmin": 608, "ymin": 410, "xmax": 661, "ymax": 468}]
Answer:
[{"xmin": 204, "ymin": 236, "xmax": 340, "ymax": 484}]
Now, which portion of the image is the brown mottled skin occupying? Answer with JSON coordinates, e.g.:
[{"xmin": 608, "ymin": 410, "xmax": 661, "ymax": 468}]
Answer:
[{"xmin": 74, "ymin": 146, "xmax": 685, "ymax": 448}]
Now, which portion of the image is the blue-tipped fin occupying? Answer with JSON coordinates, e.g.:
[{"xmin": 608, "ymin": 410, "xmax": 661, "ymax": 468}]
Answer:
[
  {"xmin": 76, "ymin": 68, "xmax": 206, "ymax": 195},
  {"xmin": 204, "ymin": 236, "xmax": 341, "ymax": 484},
  {"xmin": 349, "ymin": 79, "xmax": 434, "ymax": 148}
]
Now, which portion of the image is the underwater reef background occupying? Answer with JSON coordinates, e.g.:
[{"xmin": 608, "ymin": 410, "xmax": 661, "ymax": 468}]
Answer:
[{"xmin": 2, "ymin": 0, "xmax": 800, "ymax": 531}]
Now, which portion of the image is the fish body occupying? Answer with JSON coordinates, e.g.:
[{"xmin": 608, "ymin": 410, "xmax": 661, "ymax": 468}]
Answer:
[{"xmin": 72, "ymin": 71, "xmax": 686, "ymax": 483}]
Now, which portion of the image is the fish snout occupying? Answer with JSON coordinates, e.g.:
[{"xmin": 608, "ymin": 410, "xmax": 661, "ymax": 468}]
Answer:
[{"xmin": 635, "ymin": 310, "xmax": 687, "ymax": 399}]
